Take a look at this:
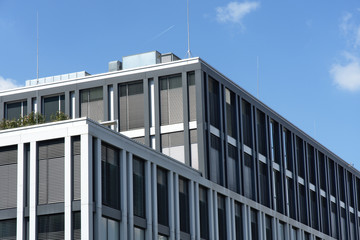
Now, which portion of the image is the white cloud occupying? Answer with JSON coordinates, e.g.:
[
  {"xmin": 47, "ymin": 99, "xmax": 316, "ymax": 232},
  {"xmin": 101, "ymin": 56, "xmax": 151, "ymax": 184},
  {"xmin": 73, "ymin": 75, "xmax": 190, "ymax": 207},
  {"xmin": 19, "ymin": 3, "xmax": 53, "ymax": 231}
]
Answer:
[
  {"xmin": 330, "ymin": 52, "xmax": 360, "ymax": 92},
  {"xmin": 0, "ymin": 76, "xmax": 21, "ymax": 91},
  {"xmin": 340, "ymin": 12, "xmax": 360, "ymax": 48},
  {"xmin": 216, "ymin": 1, "xmax": 260, "ymax": 25}
]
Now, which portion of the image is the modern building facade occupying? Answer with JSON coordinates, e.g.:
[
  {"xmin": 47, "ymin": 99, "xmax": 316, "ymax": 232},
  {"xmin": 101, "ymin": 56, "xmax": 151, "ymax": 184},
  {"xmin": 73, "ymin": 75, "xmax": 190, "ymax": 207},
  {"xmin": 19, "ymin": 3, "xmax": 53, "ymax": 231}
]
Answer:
[{"xmin": 0, "ymin": 51, "xmax": 359, "ymax": 239}]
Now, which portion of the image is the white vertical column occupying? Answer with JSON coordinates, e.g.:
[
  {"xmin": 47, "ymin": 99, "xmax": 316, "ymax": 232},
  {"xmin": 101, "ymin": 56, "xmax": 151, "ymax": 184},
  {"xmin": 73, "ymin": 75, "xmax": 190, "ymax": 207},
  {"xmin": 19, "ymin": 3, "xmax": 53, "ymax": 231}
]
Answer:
[
  {"xmin": 16, "ymin": 143, "xmax": 24, "ymax": 240},
  {"xmin": 208, "ymin": 190, "xmax": 214, "ymax": 240},
  {"xmin": 108, "ymin": 85, "xmax": 114, "ymax": 130},
  {"xmin": 70, "ymin": 92, "xmax": 75, "ymax": 119},
  {"xmin": 29, "ymin": 141, "xmax": 37, "ymax": 240},
  {"xmin": 230, "ymin": 199, "xmax": 236, "ymax": 240},
  {"xmin": 120, "ymin": 150, "xmax": 128, "ymax": 240},
  {"xmin": 145, "ymin": 160, "xmax": 152, "ymax": 240},
  {"xmin": 152, "ymin": 164, "xmax": 158, "ymax": 240},
  {"xmin": 226, "ymin": 197, "xmax": 232, "ymax": 240},
  {"xmin": 93, "ymin": 138, "xmax": 103, "ymax": 240},
  {"xmin": 189, "ymin": 181, "xmax": 195, "ymax": 240},
  {"xmin": 80, "ymin": 134, "xmax": 93, "ymax": 240},
  {"xmin": 194, "ymin": 183, "xmax": 200, "ymax": 240},
  {"xmin": 213, "ymin": 192, "xmax": 218, "ymax": 240},
  {"xmin": 64, "ymin": 136, "xmax": 72, "ymax": 240},
  {"xmin": 169, "ymin": 171, "xmax": 175, "ymax": 240},
  {"xmin": 174, "ymin": 174, "xmax": 180, "ymax": 240},
  {"xmin": 149, "ymin": 79, "xmax": 155, "ymax": 128},
  {"xmin": 128, "ymin": 153, "xmax": 134, "ymax": 240}
]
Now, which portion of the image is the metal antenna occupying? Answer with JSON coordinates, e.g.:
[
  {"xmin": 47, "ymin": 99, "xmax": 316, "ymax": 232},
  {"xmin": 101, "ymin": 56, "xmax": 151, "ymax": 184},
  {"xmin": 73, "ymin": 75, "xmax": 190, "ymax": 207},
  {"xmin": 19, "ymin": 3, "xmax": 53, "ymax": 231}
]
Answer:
[
  {"xmin": 257, "ymin": 56, "xmax": 259, "ymax": 98},
  {"xmin": 186, "ymin": 0, "xmax": 192, "ymax": 58},
  {"xmin": 36, "ymin": 12, "xmax": 39, "ymax": 84}
]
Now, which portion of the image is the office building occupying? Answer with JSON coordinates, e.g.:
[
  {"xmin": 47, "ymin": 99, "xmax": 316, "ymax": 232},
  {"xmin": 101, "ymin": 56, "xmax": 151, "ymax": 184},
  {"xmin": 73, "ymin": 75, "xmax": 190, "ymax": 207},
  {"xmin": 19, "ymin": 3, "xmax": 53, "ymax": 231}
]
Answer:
[{"xmin": 0, "ymin": 51, "xmax": 359, "ymax": 239}]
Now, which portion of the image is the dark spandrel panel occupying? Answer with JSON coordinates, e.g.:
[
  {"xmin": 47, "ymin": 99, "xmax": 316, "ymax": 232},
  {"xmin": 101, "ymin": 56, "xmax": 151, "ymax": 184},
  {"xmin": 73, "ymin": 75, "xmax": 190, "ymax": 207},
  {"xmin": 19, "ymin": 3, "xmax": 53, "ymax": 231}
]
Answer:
[
  {"xmin": 0, "ymin": 219, "xmax": 16, "ymax": 239},
  {"xmin": 0, "ymin": 145, "xmax": 17, "ymax": 166}
]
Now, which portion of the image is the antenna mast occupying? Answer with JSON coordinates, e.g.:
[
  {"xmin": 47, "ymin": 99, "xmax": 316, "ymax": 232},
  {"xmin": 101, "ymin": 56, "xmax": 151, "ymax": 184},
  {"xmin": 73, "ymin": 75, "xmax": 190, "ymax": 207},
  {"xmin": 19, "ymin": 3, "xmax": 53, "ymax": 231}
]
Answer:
[
  {"xmin": 186, "ymin": 0, "xmax": 192, "ymax": 58},
  {"xmin": 257, "ymin": 56, "xmax": 259, "ymax": 98},
  {"xmin": 37, "ymin": 12, "xmax": 39, "ymax": 84}
]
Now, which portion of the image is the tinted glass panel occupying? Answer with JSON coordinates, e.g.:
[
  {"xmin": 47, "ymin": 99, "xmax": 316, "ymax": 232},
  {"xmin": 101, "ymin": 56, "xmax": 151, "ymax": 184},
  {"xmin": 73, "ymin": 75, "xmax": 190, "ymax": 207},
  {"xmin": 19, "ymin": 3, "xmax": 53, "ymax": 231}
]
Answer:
[
  {"xmin": 157, "ymin": 168, "xmax": 168, "ymax": 226},
  {"xmin": 208, "ymin": 76, "xmax": 220, "ymax": 128},
  {"xmin": 133, "ymin": 157, "xmax": 145, "ymax": 218},
  {"xmin": 179, "ymin": 177, "xmax": 190, "ymax": 233}
]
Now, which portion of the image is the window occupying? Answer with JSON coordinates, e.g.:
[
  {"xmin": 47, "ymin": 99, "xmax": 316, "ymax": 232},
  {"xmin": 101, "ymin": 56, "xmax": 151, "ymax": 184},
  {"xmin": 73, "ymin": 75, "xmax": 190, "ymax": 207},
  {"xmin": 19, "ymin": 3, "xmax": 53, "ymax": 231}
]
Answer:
[
  {"xmin": 338, "ymin": 166, "xmax": 345, "ymax": 202},
  {"xmin": 80, "ymin": 87, "xmax": 103, "ymax": 121},
  {"xmin": 291, "ymin": 227, "xmax": 298, "ymax": 240},
  {"xmin": 242, "ymin": 100, "xmax": 252, "ymax": 147},
  {"xmin": 0, "ymin": 219, "xmax": 16, "ymax": 239},
  {"xmin": 265, "ymin": 215, "xmax": 272, "ymax": 240},
  {"xmin": 225, "ymin": 88, "xmax": 236, "ymax": 138},
  {"xmin": 72, "ymin": 136, "xmax": 81, "ymax": 201},
  {"xmin": 199, "ymin": 186, "xmax": 209, "ymax": 239},
  {"xmin": 218, "ymin": 195, "xmax": 227, "ymax": 240},
  {"xmin": 278, "ymin": 222, "xmax": 285, "ymax": 240},
  {"xmin": 134, "ymin": 227, "xmax": 145, "ymax": 240},
  {"xmin": 307, "ymin": 144, "xmax": 316, "ymax": 185},
  {"xmin": 157, "ymin": 168, "xmax": 168, "ymax": 226},
  {"xmin": 101, "ymin": 143, "xmax": 120, "ymax": 209},
  {"xmin": 330, "ymin": 202, "xmax": 338, "ymax": 238},
  {"xmin": 321, "ymin": 196, "xmax": 329, "ymax": 235},
  {"xmin": 190, "ymin": 130, "xmax": 198, "ymax": 168},
  {"xmin": 133, "ymin": 156, "xmax": 145, "ymax": 218},
  {"xmin": 347, "ymin": 172, "xmax": 354, "ymax": 207},
  {"xmin": 73, "ymin": 212, "xmax": 81, "ymax": 240},
  {"xmin": 340, "ymin": 208, "xmax": 347, "ymax": 240},
  {"xmin": 38, "ymin": 214, "xmax": 64, "ymax": 239},
  {"xmin": 5, "ymin": 100, "xmax": 27, "ymax": 120},
  {"xmin": 38, "ymin": 139, "xmax": 64, "ymax": 204},
  {"xmin": 282, "ymin": 128, "xmax": 293, "ymax": 171},
  {"xmin": 0, "ymin": 145, "xmax": 17, "ymax": 209},
  {"xmin": 295, "ymin": 137, "xmax": 305, "ymax": 178},
  {"xmin": 287, "ymin": 178, "xmax": 296, "ymax": 219},
  {"xmin": 250, "ymin": 209, "xmax": 258, "ymax": 240},
  {"xmin": 160, "ymin": 74, "xmax": 183, "ymax": 125},
  {"xmin": 299, "ymin": 184, "xmax": 307, "ymax": 224},
  {"xmin": 350, "ymin": 213, "xmax": 355, "ymax": 240},
  {"xmin": 269, "ymin": 119, "xmax": 280, "ymax": 163},
  {"xmin": 161, "ymin": 131, "xmax": 185, "ymax": 163},
  {"xmin": 179, "ymin": 177, "xmax": 190, "ymax": 233},
  {"xmin": 274, "ymin": 170, "xmax": 283, "ymax": 214},
  {"xmin": 235, "ymin": 203, "xmax": 243, "ymax": 240},
  {"xmin": 209, "ymin": 134, "xmax": 223, "ymax": 186},
  {"xmin": 244, "ymin": 153, "xmax": 255, "ymax": 200},
  {"xmin": 310, "ymin": 190, "xmax": 318, "ymax": 229},
  {"xmin": 257, "ymin": 110, "xmax": 267, "ymax": 156},
  {"xmin": 43, "ymin": 94, "xmax": 65, "ymax": 122},
  {"xmin": 208, "ymin": 76, "xmax": 220, "ymax": 128},
  {"xmin": 227, "ymin": 144, "xmax": 238, "ymax": 192},
  {"xmin": 329, "ymin": 160, "xmax": 336, "ymax": 197},
  {"xmin": 318, "ymin": 152, "xmax": 326, "ymax": 190},
  {"xmin": 119, "ymin": 81, "xmax": 144, "ymax": 131},
  {"xmin": 188, "ymin": 72, "xmax": 196, "ymax": 121},
  {"xmin": 259, "ymin": 162, "xmax": 269, "ymax": 207},
  {"xmin": 101, "ymin": 217, "xmax": 119, "ymax": 240}
]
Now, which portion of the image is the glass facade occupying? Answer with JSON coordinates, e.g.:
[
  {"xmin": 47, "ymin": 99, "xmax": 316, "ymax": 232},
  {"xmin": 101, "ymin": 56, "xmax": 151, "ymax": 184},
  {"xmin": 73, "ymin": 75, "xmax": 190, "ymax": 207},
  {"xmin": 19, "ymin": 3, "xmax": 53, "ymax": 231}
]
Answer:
[
  {"xmin": 160, "ymin": 74, "xmax": 183, "ymax": 125},
  {"xmin": 43, "ymin": 94, "xmax": 65, "ymax": 122},
  {"xmin": 157, "ymin": 167, "xmax": 168, "ymax": 226},
  {"xmin": 38, "ymin": 214, "xmax": 64, "ymax": 239},
  {"xmin": 5, "ymin": 100, "xmax": 27, "ymax": 120},
  {"xmin": 80, "ymin": 87, "xmax": 103, "ymax": 121},
  {"xmin": 0, "ymin": 145, "xmax": 17, "ymax": 209},
  {"xmin": 179, "ymin": 177, "xmax": 190, "ymax": 233},
  {"xmin": 133, "ymin": 156, "xmax": 145, "ymax": 218}
]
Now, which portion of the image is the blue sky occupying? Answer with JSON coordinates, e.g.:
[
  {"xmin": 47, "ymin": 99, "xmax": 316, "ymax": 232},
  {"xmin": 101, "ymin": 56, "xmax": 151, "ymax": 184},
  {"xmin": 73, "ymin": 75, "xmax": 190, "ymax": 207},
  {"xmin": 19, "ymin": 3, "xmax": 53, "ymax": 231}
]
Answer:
[{"xmin": 1, "ymin": 0, "xmax": 360, "ymax": 170}]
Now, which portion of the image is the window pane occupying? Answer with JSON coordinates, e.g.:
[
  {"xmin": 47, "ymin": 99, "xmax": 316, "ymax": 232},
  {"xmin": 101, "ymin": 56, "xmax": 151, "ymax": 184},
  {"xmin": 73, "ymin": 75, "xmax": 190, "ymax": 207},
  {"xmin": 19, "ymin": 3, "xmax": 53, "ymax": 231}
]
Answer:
[
  {"xmin": 133, "ymin": 156, "xmax": 145, "ymax": 218},
  {"xmin": 208, "ymin": 76, "xmax": 220, "ymax": 128},
  {"xmin": 188, "ymin": 72, "xmax": 196, "ymax": 121},
  {"xmin": 250, "ymin": 209, "xmax": 258, "ymax": 240},
  {"xmin": 80, "ymin": 87, "xmax": 103, "ymax": 121},
  {"xmin": 225, "ymin": 88, "xmax": 236, "ymax": 138},
  {"xmin": 161, "ymin": 131, "xmax": 185, "ymax": 163},
  {"xmin": 243, "ymin": 153, "xmax": 255, "ymax": 200},
  {"xmin": 209, "ymin": 134, "xmax": 222, "ymax": 186},
  {"xmin": 44, "ymin": 95, "xmax": 64, "ymax": 122},
  {"xmin": 0, "ymin": 219, "xmax": 16, "ymax": 239},
  {"xmin": 179, "ymin": 177, "xmax": 190, "ymax": 233},
  {"xmin": 160, "ymin": 74, "xmax": 183, "ymax": 125},
  {"xmin": 157, "ymin": 167, "xmax": 169, "ymax": 226},
  {"xmin": 257, "ymin": 110, "xmax": 266, "ymax": 156},
  {"xmin": 227, "ymin": 144, "xmax": 238, "ymax": 192},
  {"xmin": 242, "ymin": 99, "xmax": 252, "ymax": 147},
  {"xmin": 235, "ymin": 203, "xmax": 243, "ymax": 240},
  {"xmin": 218, "ymin": 195, "xmax": 227, "ymax": 240},
  {"xmin": 38, "ymin": 214, "xmax": 64, "ymax": 239},
  {"xmin": 0, "ymin": 145, "xmax": 17, "ymax": 209},
  {"xmin": 265, "ymin": 215, "xmax": 272, "ymax": 240},
  {"xmin": 73, "ymin": 212, "xmax": 81, "ymax": 240},
  {"xmin": 199, "ymin": 186, "xmax": 209, "ymax": 239}
]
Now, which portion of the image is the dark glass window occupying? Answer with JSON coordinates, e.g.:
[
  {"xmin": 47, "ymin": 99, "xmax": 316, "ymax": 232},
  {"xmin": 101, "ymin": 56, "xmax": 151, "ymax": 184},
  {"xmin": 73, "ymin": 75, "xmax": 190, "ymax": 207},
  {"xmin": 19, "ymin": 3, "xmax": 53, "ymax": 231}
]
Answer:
[
  {"xmin": 25, "ymin": 143, "xmax": 30, "ymax": 207},
  {"xmin": 357, "ymin": 178, "xmax": 360, "ymax": 210},
  {"xmin": 190, "ymin": 129, "xmax": 198, "ymax": 167},
  {"xmin": 72, "ymin": 136, "xmax": 81, "ymax": 201},
  {"xmin": 179, "ymin": 177, "xmax": 190, "ymax": 233},
  {"xmin": 80, "ymin": 87, "xmax": 103, "ymax": 121},
  {"xmin": 307, "ymin": 144, "xmax": 316, "ymax": 185},
  {"xmin": 310, "ymin": 190, "xmax": 318, "ymax": 230},
  {"xmin": 321, "ymin": 196, "xmax": 329, "ymax": 235},
  {"xmin": 269, "ymin": 120, "xmax": 280, "ymax": 163},
  {"xmin": 209, "ymin": 134, "xmax": 223, "ymax": 186},
  {"xmin": 299, "ymin": 184, "xmax": 307, "ymax": 224},
  {"xmin": 157, "ymin": 167, "xmax": 168, "ymax": 226},
  {"xmin": 38, "ymin": 139, "xmax": 64, "ymax": 205},
  {"xmin": 242, "ymin": 100, "xmax": 252, "ymax": 147},
  {"xmin": 250, "ymin": 209, "xmax": 258, "ymax": 240},
  {"xmin": 0, "ymin": 145, "xmax": 17, "ymax": 209},
  {"xmin": 160, "ymin": 74, "xmax": 183, "ymax": 125},
  {"xmin": 208, "ymin": 76, "xmax": 220, "ymax": 128},
  {"xmin": 101, "ymin": 143, "xmax": 120, "ymax": 209},
  {"xmin": 38, "ymin": 214, "xmax": 64, "ymax": 239},
  {"xmin": 188, "ymin": 71, "xmax": 196, "ymax": 121},
  {"xmin": 283, "ymin": 128, "xmax": 293, "ymax": 171},
  {"xmin": 119, "ymin": 81, "xmax": 144, "ymax": 131},
  {"xmin": 287, "ymin": 178, "xmax": 296, "ymax": 219},
  {"xmin": 350, "ymin": 213, "xmax": 355, "ymax": 240},
  {"xmin": 318, "ymin": 152, "xmax": 326, "ymax": 190},
  {"xmin": 225, "ymin": 88, "xmax": 236, "ymax": 138},
  {"xmin": 340, "ymin": 208, "xmax": 347, "ymax": 240},
  {"xmin": 0, "ymin": 219, "xmax": 16, "ymax": 239},
  {"xmin": 218, "ymin": 195, "xmax": 227, "ymax": 240},
  {"xmin": 5, "ymin": 100, "xmax": 27, "ymax": 120},
  {"xmin": 274, "ymin": 170, "xmax": 284, "ymax": 214},
  {"xmin": 73, "ymin": 212, "xmax": 81, "ymax": 240},
  {"xmin": 329, "ymin": 160, "xmax": 336, "ymax": 196},
  {"xmin": 235, "ymin": 203, "xmax": 243, "ymax": 240},
  {"xmin": 256, "ymin": 110, "xmax": 267, "ymax": 156},
  {"xmin": 161, "ymin": 131, "xmax": 185, "ymax": 163},
  {"xmin": 259, "ymin": 162, "xmax": 269, "ymax": 207},
  {"xmin": 338, "ymin": 166, "xmax": 345, "ymax": 202},
  {"xmin": 331, "ymin": 202, "xmax": 338, "ymax": 238},
  {"xmin": 133, "ymin": 156, "xmax": 145, "ymax": 218},
  {"xmin": 295, "ymin": 137, "xmax": 305, "ymax": 178},
  {"xmin": 265, "ymin": 215, "xmax": 272, "ymax": 240},
  {"xmin": 227, "ymin": 144, "xmax": 238, "ymax": 192},
  {"xmin": 243, "ymin": 153, "xmax": 255, "ymax": 200},
  {"xmin": 347, "ymin": 172, "xmax": 354, "ymax": 207},
  {"xmin": 199, "ymin": 186, "xmax": 209, "ymax": 239},
  {"xmin": 43, "ymin": 95, "xmax": 65, "ymax": 122}
]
